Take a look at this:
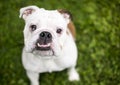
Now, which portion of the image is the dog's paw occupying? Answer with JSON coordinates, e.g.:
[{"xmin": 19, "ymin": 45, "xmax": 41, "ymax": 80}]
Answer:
[
  {"xmin": 68, "ymin": 68, "xmax": 80, "ymax": 81},
  {"xmin": 69, "ymin": 72, "xmax": 80, "ymax": 81}
]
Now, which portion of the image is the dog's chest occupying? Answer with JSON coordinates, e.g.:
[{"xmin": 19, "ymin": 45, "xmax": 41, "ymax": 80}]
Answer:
[{"xmin": 40, "ymin": 59, "xmax": 63, "ymax": 73}]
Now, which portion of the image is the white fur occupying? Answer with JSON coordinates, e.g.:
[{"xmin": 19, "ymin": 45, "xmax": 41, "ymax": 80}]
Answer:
[{"xmin": 20, "ymin": 6, "xmax": 79, "ymax": 85}]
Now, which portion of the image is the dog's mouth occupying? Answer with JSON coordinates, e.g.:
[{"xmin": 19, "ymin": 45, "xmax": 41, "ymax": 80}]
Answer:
[
  {"xmin": 32, "ymin": 42, "xmax": 54, "ymax": 56},
  {"xmin": 36, "ymin": 43, "xmax": 51, "ymax": 51}
]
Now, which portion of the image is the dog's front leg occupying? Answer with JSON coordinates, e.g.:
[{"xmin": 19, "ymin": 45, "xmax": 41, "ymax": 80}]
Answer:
[
  {"xmin": 68, "ymin": 67, "xmax": 80, "ymax": 81},
  {"xmin": 26, "ymin": 71, "xmax": 39, "ymax": 85}
]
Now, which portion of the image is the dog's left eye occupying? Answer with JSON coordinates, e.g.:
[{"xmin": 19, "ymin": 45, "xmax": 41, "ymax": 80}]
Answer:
[
  {"xmin": 30, "ymin": 25, "xmax": 37, "ymax": 31},
  {"xmin": 56, "ymin": 28, "xmax": 62, "ymax": 34}
]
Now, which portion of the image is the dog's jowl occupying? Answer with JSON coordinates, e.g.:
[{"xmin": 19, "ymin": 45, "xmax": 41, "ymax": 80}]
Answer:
[{"xmin": 19, "ymin": 6, "xmax": 79, "ymax": 85}]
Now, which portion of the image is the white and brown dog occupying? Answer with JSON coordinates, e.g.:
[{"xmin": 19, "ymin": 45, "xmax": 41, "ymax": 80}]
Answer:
[{"xmin": 19, "ymin": 6, "xmax": 79, "ymax": 85}]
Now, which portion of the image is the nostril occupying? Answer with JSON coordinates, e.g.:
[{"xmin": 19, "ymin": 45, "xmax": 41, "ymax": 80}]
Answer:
[
  {"xmin": 40, "ymin": 32, "xmax": 45, "ymax": 37},
  {"xmin": 47, "ymin": 33, "xmax": 52, "ymax": 38}
]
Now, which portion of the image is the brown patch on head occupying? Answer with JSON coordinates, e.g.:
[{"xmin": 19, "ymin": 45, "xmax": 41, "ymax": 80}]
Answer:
[{"xmin": 68, "ymin": 21, "xmax": 76, "ymax": 39}]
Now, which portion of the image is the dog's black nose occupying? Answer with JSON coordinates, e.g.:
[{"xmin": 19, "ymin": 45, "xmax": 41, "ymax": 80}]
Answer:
[{"xmin": 39, "ymin": 31, "xmax": 52, "ymax": 44}]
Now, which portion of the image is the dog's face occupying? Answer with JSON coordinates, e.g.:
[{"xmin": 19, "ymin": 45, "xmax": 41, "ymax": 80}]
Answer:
[{"xmin": 20, "ymin": 6, "xmax": 72, "ymax": 57}]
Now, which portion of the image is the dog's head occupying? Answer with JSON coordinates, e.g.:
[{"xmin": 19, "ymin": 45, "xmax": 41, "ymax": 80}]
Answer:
[{"xmin": 20, "ymin": 6, "xmax": 72, "ymax": 57}]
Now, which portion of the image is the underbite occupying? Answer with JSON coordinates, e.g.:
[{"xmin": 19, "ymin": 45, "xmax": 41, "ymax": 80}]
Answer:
[{"xmin": 36, "ymin": 43, "xmax": 52, "ymax": 51}]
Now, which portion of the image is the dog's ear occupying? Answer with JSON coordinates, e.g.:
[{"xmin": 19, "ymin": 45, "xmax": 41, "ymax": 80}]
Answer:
[
  {"xmin": 58, "ymin": 9, "xmax": 72, "ymax": 23},
  {"xmin": 19, "ymin": 6, "xmax": 39, "ymax": 20}
]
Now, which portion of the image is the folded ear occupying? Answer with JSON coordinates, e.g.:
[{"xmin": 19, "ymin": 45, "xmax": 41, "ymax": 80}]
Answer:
[
  {"xmin": 58, "ymin": 9, "xmax": 72, "ymax": 23},
  {"xmin": 19, "ymin": 6, "xmax": 39, "ymax": 20}
]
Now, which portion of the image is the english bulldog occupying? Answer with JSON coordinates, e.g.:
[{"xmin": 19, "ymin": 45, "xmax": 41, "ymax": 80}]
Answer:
[{"xmin": 19, "ymin": 6, "xmax": 79, "ymax": 85}]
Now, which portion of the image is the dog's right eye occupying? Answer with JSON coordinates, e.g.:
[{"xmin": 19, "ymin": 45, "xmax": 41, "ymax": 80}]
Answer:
[{"xmin": 30, "ymin": 25, "xmax": 37, "ymax": 31}]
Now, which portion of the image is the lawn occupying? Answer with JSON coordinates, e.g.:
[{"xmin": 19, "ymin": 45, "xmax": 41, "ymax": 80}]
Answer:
[{"xmin": 0, "ymin": 0, "xmax": 120, "ymax": 85}]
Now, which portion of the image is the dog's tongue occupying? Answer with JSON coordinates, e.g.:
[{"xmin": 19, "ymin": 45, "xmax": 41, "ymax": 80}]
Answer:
[{"xmin": 37, "ymin": 43, "xmax": 50, "ymax": 48}]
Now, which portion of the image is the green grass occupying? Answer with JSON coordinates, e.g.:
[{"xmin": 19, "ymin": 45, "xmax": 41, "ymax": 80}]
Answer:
[{"xmin": 0, "ymin": 0, "xmax": 120, "ymax": 85}]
